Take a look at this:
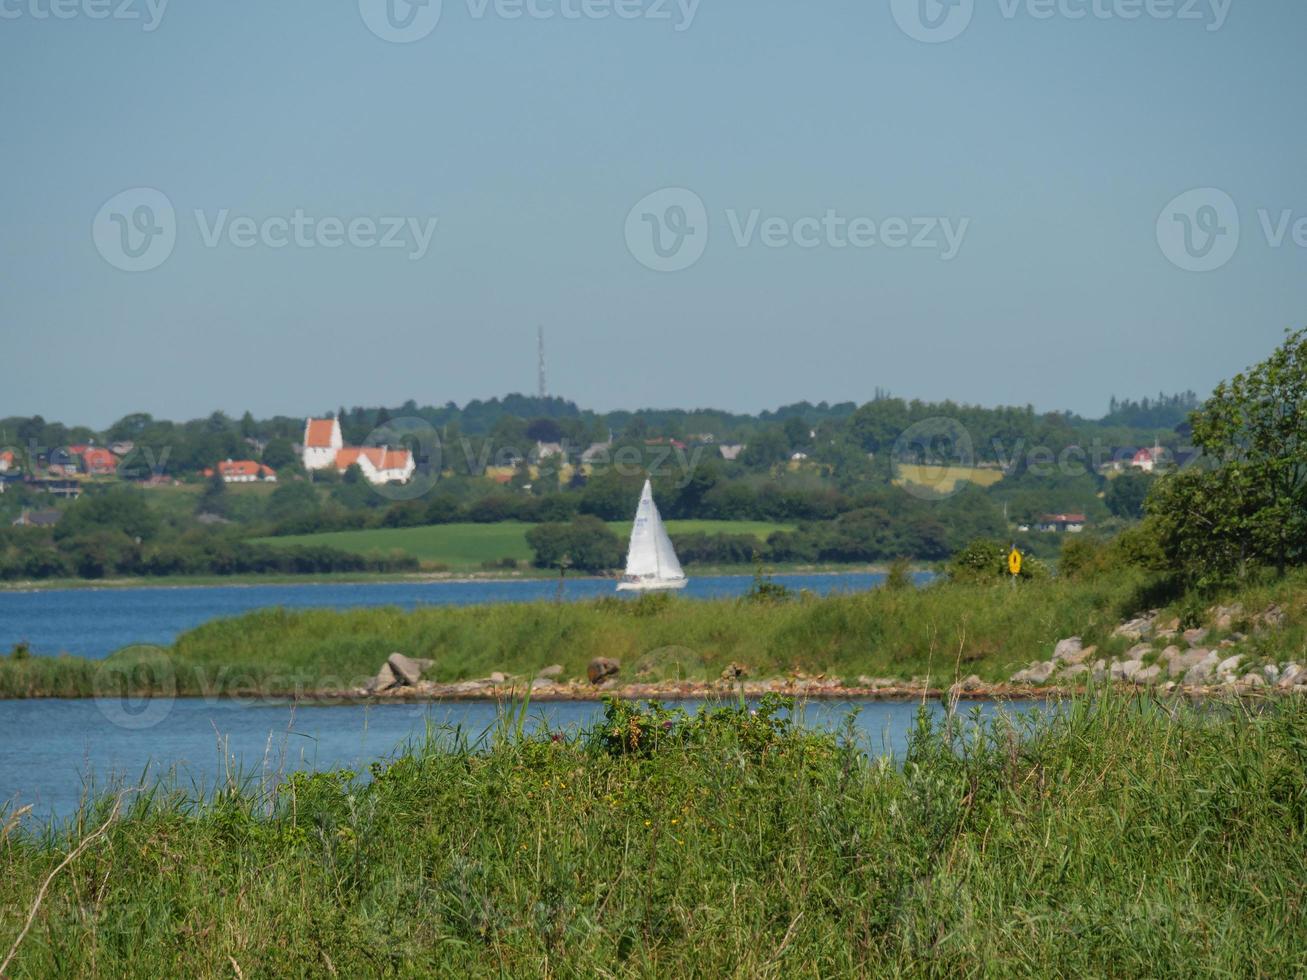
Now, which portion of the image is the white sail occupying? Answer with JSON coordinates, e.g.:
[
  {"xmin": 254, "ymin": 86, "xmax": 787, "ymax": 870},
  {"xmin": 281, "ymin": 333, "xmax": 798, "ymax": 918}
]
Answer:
[{"xmin": 618, "ymin": 480, "xmax": 688, "ymax": 591}]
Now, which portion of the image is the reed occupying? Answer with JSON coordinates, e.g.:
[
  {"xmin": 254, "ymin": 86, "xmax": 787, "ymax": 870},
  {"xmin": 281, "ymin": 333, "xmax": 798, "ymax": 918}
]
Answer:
[{"xmin": 1, "ymin": 692, "xmax": 1303, "ymax": 976}]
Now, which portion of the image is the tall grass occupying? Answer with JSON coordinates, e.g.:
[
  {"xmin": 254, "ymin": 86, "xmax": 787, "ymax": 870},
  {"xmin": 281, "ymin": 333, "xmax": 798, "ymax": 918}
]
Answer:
[
  {"xmin": 1, "ymin": 693, "xmax": 1303, "ymax": 975},
  {"xmin": 0, "ymin": 575, "xmax": 1147, "ymax": 698}
]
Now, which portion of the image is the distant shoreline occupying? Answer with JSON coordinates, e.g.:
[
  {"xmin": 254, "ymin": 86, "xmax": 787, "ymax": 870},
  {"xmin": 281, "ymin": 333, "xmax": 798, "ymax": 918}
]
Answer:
[{"xmin": 0, "ymin": 564, "xmax": 911, "ymax": 594}]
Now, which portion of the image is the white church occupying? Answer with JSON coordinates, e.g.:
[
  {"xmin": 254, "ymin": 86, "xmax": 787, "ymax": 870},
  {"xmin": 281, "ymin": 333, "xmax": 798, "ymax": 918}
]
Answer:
[{"xmin": 302, "ymin": 418, "xmax": 416, "ymax": 485}]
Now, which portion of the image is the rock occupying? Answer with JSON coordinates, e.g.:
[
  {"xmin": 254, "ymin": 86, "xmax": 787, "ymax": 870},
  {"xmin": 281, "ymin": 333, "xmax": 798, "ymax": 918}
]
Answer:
[
  {"xmin": 857, "ymin": 675, "xmax": 875, "ymax": 687},
  {"xmin": 387, "ymin": 653, "xmax": 433, "ymax": 686},
  {"xmin": 1052, "ymin": 637, "xmax": 1084, "ymax": 664},
  {"xmin": 530, "ymin": 677, "xmax": 557, "ymax": 691},
  {"xmin": 1092, "ymin": 659, "xmax": 1109, "ymax": 684},
  {"xmin": 958, "ymin": 674, "xmax": 985, "ymax": 692},
  {"xmin": 1169, "ymin": 649, "xmax": 1212, "ymax": 679},
  {"xmin": 1012, "ymin": 661, "xmax": 1056, "ymax": 685},
  {"xmin": 488, "ymin": 671, "xmax": 507, "ymax": 684},
  {"xmin": 537, "ymin": 664, "xmax": 564, "ymax": 679},
  {"xmin": 1257, "ymin": 604, "xmax": 1286, "ymax": 630},
  {"xmin": 719, "ymin": 662, "xmax": 749, "ymax": 682},
  {"xmin": 1160, "ymin": 681, "xmax": 1177, "ymax": 694},
  {"xmin": 1216, "ymin": 655, "xmax": 1243, "ymax": 680},
  {"xmin": 366, "ymin": 662, "xmax": 400, "ymax": 694},
  {"xmin": 1133, "ymin": 664, "xmax": 1163, "ymax": 685},
  {"xmin": 1277, "ymin": 664, "xmax": 1303, "ymax": 689},
  {"xmin": 1157, "ymin": 645, "xmax": 1182, "ymax": 665},
  {"xmin": 1156, "ymin": 616, "xmax": 1181, "ymax": 635},
  {"xmin": 1211, "ymin": 603, "xmax": 1243, "ymax": 630},
  {"xmin": 1240, "ymin": 672, "xmax": 1266, "ymax": 689},
  {"xmin": 1263, "ymin": 664, "xmax": 1280, "ymax": 682},
  {"xmin": 1182, "ymin": 628, "xmax": 1209, "ymax": 647},
  {"xmin": 1113, "ymin": 617, "xmax": 1153, "ymax": 642},
  {"xmin": 587, "ymin": 657, "xmax": 621, "ymax": 685},
  {"xmin": 1112, "ymin": 659, "xmax": 1146, "ymax": 683},
  {"xmin": 1182, "ymin": 652, "xmax": 1220, "ymax": 687},
  {"xmin": 1126, "ymin": 644, "xmax": 1152, "ymax": 661},
  {"xmin": 1060, "ymin": 663, "xmax": 1089, "ymax": 681}
]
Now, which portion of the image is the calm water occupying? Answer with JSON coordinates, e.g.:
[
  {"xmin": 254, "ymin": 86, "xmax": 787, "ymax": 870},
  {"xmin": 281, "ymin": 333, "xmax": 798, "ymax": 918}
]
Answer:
[
  {"xmin": 0, "ymin": 572, "xmax": 928, "ymax": 660},
  {"xmin": 0, "ymin": 697, "xmax": 1036, "ymax": 823}
]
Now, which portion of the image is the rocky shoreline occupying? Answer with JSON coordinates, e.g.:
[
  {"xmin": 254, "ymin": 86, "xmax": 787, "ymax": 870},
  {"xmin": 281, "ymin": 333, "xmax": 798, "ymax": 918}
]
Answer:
[{"xmin": 343, "ymin": 600, "xmax": 1307, "ymax": 704}]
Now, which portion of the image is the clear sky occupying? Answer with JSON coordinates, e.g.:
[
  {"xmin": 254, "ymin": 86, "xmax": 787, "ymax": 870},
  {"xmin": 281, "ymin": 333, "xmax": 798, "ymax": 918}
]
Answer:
[{"xmin": 2, "ymin": 0, "xmax": 1304, "ymax": 426}]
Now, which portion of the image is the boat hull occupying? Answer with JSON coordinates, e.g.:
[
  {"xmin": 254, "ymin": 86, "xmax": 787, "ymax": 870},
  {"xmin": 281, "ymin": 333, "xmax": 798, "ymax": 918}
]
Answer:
[{"xmin": 616, "ymin": 577, "xmax": 689, "ymax": 592}]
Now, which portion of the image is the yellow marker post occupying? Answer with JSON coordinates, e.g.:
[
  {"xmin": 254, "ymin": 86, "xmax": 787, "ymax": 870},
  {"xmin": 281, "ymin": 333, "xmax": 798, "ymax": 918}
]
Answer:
[{"xmin": 1008, "ymin": 546, "xmax": 1022, "ymax": 580}]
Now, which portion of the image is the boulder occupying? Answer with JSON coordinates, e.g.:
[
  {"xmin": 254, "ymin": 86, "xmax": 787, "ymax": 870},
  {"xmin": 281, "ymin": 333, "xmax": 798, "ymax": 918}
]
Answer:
[
  {"xmin": 530, "ymin": 677, "xmax": 557, "ymax": 691},
  {"xmin": 366, "ymin": 662, "xmax": 400, "ymax": 694},
  {"xmin": 1211, "ymin": 603, "xmax": 1243, "ymax": 630},
  {"xmin": 387, "ymin": 653, "xmax": 433, "ymax": 686},
  {"xmin": 488, "ymin": 671, "xmax": 507, "ymax": 684},
  {"xmin": 1256, "ymin": 604, "xmax": 1286, "ymax": 630},
  {"xmin": 1277, "ymin": 664, "xmax": 1303, "ymax": 690},
  {"xmin": 537, "ymin": 664, "xmax": 565, "ymax": 679},
  {"xmin": 1052, "ymin": 637, "xmax": 1084, "ymax": 664},
  {"xmin": 1157, "ymin": 645, "xmax": 1182, "ymax": 665},
  {"xmin": 1113, "ymin": 617, "xmax": 1153, "ymax": 642},
  {"xmin": 1182, "ymin": 652, "xmax": 1220, "ymax": 687},
  {"xmin": 587, "ymin": 657, "xmax": 621, "ymax": 685},
  {"xmin": 1133, "ymin": 664, "xmax": 1163, "ymax": 685},
  {"xmin": 1240, "ymin": 672, "xmax": 1266, "ymax": 689},
  {"xmin": 957, "ymin": 674, "xmax": 986, "ymax": 692},
  {"xmin": 1060, "ymin": 663, "xmax": 1089, "ymax": 681},
  {"xmin": 1112, "ymin": 659, "xmax": 1145, "ymax": 683},
  {"xmin": 1091, "ymin": 659, "xmax": 1109, "ymax": 684},
  {"xmin": 1216, "ymin": 655, "xmax": 1243, "ymax": 679},
  {"xmin": 1012, "ymin": 661, "xmax": 1055, "ymax": 685},
  {"xmin": 720, "ymin": 662, "xmax": 749, "ymax": 682},
  {"xmin": 1126, "ymin": 644, "xmax": 1152, "ymax": 661},
  {"xmin": 1182, "ymin": 628, "xmax": 1209, "ymax": 647},
  {"xmin": 1169, "ymin": 649, "xmax": 1212, "ymax": 679},
  {"xmin": 1263, "ymin": 664, "xmax": 1279, "ymax": 682}
]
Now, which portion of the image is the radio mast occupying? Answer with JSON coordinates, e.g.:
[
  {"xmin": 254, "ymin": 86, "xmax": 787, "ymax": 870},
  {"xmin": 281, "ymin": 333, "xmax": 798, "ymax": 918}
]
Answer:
[{"xmin": 537, "ymin": 326, "xmax": 547, "ymax": 400}]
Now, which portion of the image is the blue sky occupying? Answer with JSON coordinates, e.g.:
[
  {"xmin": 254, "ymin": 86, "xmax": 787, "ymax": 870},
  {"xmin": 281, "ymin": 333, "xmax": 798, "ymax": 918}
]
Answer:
[{"xmin": 2, "ymin": 0, "xmax": 1303, "ymax": 426}]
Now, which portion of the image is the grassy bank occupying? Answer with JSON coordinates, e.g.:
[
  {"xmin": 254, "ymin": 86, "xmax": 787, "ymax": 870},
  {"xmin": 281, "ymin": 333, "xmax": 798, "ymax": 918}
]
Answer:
[
  {"xmin": 254, "ymin": 519, "xmax": 794, "ymax": 570},
  {"xmin": 2, "ymin": 694, "xmax": 1304, "ymax": 975},
  {"xmin": 1, "ymin": 575, "xmax": 1143, "ymax": 698}
]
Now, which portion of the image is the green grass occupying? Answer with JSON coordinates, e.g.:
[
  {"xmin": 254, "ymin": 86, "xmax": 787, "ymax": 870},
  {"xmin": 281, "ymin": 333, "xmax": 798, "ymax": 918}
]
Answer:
[
  {"xmin": 254, "ymin": 520, "xmax": 794, "ymax": 570},
  {"xmin": 2, "ymin": 693, "xmax": 1304, "ymax": 976},
  {"xmin": 0, "ymin": 574, "xmax": 1143, "ymax": 698}
]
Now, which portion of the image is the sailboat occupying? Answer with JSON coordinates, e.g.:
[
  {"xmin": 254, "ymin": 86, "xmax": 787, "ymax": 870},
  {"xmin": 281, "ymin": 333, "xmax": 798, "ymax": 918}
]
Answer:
[{"xmin": 617, "ymin": 479, "xmax": 688, "ymax": 592}]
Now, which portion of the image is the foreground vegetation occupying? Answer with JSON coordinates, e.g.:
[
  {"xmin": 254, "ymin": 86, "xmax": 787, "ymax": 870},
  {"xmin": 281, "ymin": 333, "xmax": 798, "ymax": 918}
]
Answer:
[{"xmin": 2, "ymin": 693, "xmax": 1303, "ymax": 976}]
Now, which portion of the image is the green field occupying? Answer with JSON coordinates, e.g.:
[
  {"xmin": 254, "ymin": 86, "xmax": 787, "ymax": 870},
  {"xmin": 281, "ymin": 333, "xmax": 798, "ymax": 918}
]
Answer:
[{"xmin": 255, "ymin": 520, "xmax": 793, "ymax": 570}]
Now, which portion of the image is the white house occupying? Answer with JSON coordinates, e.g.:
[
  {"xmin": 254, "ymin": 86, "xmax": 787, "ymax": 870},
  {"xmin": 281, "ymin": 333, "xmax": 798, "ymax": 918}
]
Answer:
[
  {"xmin": 302, "ymin": 418, "xmax": 343, "ymax": 471},
  {"xmin": 719, "ymin": 443, "xmax": 745, "ymax": 461},
  {"xmin": 206, "ymin": 459, "xmax": 277, "ymax": 484},
  {"xmin": 335, "ymin": 446, "xmax": 416, "ymax": 485}
]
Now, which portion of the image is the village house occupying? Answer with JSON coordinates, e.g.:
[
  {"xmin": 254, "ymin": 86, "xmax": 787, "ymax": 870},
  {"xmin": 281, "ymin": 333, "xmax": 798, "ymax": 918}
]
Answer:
[
  {"xmin": 335, "ymin": 446, "xmax": 416, "ymax": 485},
  {"xmin": 78, "ymin": 447, "xmax": 118, "ymax": 476},
  {"xmin": 11, "ymin": 508, "xmax": 62, "ymax": 528},
  {"xmin": 301, "ymin": 417, "xmax": 416, "ymax": 486},
  {"xmin": 1038, "ymin": 513, "xmax": 1087, "ymax": 533},
  {"xmin": 204, "ymin": 459, "xmax": 278, "ymax": 483},
  {"xmin": 0, "ymin": 450, "xmax": 13, "ymax": 473}
]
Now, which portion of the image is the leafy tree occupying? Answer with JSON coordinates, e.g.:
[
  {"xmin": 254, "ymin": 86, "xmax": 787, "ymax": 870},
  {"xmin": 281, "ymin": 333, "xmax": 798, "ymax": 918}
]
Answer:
[
  {"xmin": 1104, "ymin": 471, "xmax": 1153, "ymax": 519},
  {"xmin": 262, "ymin": 437, "xmax": 297, "ymax": 471},
  {"xmin": 1150, "ymin": 327, "xmax": 1307, "ymax": 582},
  {"xmin": 56, "ymin": 489, "xmax": 160, "ymax": 543},
  {"xmin": 526, "ymin": 516, "xmax": 623, "ymax": 572}
]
